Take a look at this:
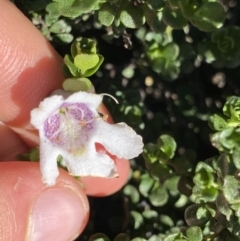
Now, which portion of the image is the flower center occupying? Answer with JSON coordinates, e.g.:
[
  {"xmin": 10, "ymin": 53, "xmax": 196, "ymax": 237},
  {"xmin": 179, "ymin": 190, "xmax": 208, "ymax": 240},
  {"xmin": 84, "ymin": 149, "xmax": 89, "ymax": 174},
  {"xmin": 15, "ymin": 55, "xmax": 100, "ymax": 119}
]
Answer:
[{"xmin": 44, "ymin": 103, "xmax": 95, "ymax": 154}]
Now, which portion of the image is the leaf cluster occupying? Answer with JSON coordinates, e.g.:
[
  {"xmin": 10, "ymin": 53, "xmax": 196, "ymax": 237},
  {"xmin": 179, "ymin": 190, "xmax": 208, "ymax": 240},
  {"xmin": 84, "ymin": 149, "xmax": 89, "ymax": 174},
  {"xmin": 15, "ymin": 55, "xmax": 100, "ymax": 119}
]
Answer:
[{"xmin": 13, "ymin": 0, "xmax": 240, "ymax": 241}]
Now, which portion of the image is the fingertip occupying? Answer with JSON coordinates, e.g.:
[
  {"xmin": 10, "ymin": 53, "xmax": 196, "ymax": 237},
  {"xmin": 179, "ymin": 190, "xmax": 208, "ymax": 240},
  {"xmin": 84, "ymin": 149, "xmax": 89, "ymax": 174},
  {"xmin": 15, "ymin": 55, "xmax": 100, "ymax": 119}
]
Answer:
[
  {"xmin": 0, "ymin": 162, "xmax": 89, "ymax": 241},
  {"xmin": 0, "ymin": 122, "xmax": 29, "ymax": 160},
  {"xmin": 0, "ymin": 0, "xmax": 64, "ymax": 141}
]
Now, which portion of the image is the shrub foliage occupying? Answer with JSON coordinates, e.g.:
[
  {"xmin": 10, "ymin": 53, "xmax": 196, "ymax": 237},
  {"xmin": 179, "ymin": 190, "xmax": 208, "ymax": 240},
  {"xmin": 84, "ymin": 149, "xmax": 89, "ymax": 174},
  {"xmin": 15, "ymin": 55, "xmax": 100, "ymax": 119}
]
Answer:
[{"xmin": 14, "ymin": 0, "xmax": 240, "ymax": 240}]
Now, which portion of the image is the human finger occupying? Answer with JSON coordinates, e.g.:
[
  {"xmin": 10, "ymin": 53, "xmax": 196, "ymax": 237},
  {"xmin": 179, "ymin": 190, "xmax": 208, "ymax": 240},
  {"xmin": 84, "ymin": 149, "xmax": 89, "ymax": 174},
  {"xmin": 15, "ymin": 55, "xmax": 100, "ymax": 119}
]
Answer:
[
  {"xmin": 0, "ymin": 161, "xmax": 89, "ymax": 241},
  {"xmin": 0, "ymin": 0, "xmax": 64, "ymax": 146},
  {"xmin": 0, "ymin": 122, "xmax": 29, "ymax": 160}
]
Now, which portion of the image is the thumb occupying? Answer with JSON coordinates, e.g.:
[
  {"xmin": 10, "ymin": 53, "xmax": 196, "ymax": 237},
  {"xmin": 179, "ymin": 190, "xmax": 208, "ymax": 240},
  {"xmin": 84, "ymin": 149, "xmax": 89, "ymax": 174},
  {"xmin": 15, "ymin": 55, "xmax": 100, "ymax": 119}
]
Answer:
[{"xmin": 0, "ymin": 162, "xmax": 89, "ymax": 241}]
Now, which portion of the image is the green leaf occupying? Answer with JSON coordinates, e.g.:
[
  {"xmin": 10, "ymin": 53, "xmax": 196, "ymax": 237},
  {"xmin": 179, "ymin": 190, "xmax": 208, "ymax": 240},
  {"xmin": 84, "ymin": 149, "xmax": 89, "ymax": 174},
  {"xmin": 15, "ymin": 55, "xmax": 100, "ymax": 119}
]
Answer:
[
  {"xmin": 89, "ymin": 233, "xmax": 110, "ymax": 241},
  {"xmin": 131, "ymin": 238, "xmax": 147, "ymax": 241},
  {"xmin": 74, "ymin": 53, "xmax": 100, "ymax": 73},
  {"xmin": 232, "ymin": 148, "xmax": 240, "ymax": 169},
  {"xmin": 216, "ymin": 154, "xmax": 234, "ymax": 178},
  {"xmin": 53, "ymin": 0, "xmax": 104, "ymax": 18},
  {"xmin": 148, "ymin": 162, "xmax": 173, "ymax": 183},
  {"xmin": 130, "ymin": 211, "xmax": 144, "ymax": 229},
  {"xmin": 168, "ymin": 0, "xmax": 179, "ymax": 8},
  {"xmin": 142, "ymin": 143, "xmax": 160, "ymax": 165},
  {"xmin": 191, "ymin": 185, "xmax": 218, "ymax": 203},
  {"xmin": 223, "ymin": 96, "xmax": 240, "ymax": 124},
  {"xmin": 193, "ymin": 162, "xmax": 215, "ymax": 187},
  {"xmin": 149, "ymin": 183, "xmax": 168, "ymax": 207},
  {"xmin": 179, "ymin": 0, "xmax": 225, "ymax": 32},
  {"xmin": 143, "ymin": 7, "xmax": 166, "ymax": 33},
  {"xmin": 216, "ymin": 193, "xmax": 232, "ymax": 219},
  {"xmin": 150, "ymin": 12, "xmax": 166, "ymax": 33},
  {"xmin": 146, "ymin": 0, "xmax": 164, "ymax": 10},
  {"xmin": 142, "ymin": 210, "xmax": 158, "ymax": 219},
  {"xmin": 123, "ymin": 185, "xmax": 140, "ymax": 204},
  {"xmin": 55, "ymin": 33, "xmax": 73, "ymax": 43},
  {"xmin": 159, "ymin": 214, "xmax": 174, "ymax": 227},
  {"xmin": 139, "ymin": 174, "xmax": 155, "ymax": 197},
  {"xmin": 46, "ymin": 3, "xmax": 61, "ymax": 25},
  {"xmin": 163, "ymin": 43, "xmax": 180, "ymax": 61},
  {"xmin": 62, "ymin": 77, "xmax": 94, "ymax": 92},
  {"xmin": 223, "ymin": 175, "xmax": 240, "ymax": 204},
  {"xmin": 162, "ymin": 233, "xmax": 181, "ymax": 241},
  {"xmin": 82, "ymin": 55, "xmax": 104, "ymax": 77},
  {"xmin": 29, "ymin": 148, "xmax": 39, "ymax": 161},
  {"xmin": 49, "ymin": 19, "xmax": 71, "ymax": 33},
  {"xmin": 185, "ymin": 204, "xmax": 211, "ymax": 226},
  {"xmin": 63, "ymin": 54, "xmax": 79, "ymax": 77},
  {"xmin": 114, "ymin": 234, "xmax": 130, "ymax": 241},
  {"xmin": 186, "ymin": 226, "xmax": 203, "ymax": 241},
  {"xmin": 162, "ymin": 6, "xmax": 187, "ymax": 29},
  {"xmin": 164, "ymin": 176, "xmax": 180, "ymax": 195},
  {"xmin": 193, "ymin": 2, "xmax": 225, "ymax": 30},
  {"xmin": 178, "ymin": 0, "xmax": 198, "ymax": 20},
  {"xmin": 211, "ymin": 27, "xmax": 240, "ymax": 59},
  {"xmin": 98, "ymin": 3, "xmax": 115, "ymax": 27},
  {"xmin": 208, "ymin": 114, "xmax": 229, "ymax": 131},
  {"xmin": 120, "ymin": 4, "xmax": 145, "ymax": 29},
  {"xmin": 158, "ymin": 134, "xmax": 177, "ymax": 159},
  {"xmin": 148, "ymin": 235, "xmax": 161, "ymax": 241}
]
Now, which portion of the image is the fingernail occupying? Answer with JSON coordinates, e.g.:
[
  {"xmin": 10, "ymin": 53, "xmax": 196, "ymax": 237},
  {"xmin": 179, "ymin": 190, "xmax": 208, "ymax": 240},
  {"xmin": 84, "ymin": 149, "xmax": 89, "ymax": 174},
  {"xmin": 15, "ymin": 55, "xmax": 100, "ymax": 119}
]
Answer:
[{"xmin": 29, "ymin": 187, "xmax": 87, "ymax": 241}]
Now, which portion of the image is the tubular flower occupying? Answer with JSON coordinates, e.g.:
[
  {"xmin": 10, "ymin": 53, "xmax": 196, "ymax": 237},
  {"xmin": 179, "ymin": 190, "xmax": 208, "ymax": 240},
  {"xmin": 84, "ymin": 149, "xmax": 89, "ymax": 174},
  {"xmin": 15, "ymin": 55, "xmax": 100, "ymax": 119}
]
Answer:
[{"xmin": 30, "ymin": 90, "xmax": 143, "ymax": 186}]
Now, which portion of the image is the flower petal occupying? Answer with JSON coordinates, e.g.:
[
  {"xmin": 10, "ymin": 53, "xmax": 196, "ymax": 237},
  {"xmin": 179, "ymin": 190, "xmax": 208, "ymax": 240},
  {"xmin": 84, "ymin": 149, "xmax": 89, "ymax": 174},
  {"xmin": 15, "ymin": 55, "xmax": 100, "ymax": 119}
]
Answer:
[
  {"xmin": 38, "ymin": 131, "xmax": 60, "ymax": 186},
  {"xmin": 31, "ymin": 95, "xmax": 64, "ymax": 129},
  {"xmin": 93, "ymin": 120, "xmax": 143, "ymax": 159},
  {"xmin": 56, "ymin": 141, "xmax": 117, "ymax": 178},
  {"xmin": 65, "ymin": 91, "xmax": 102, "ymax": 110}
]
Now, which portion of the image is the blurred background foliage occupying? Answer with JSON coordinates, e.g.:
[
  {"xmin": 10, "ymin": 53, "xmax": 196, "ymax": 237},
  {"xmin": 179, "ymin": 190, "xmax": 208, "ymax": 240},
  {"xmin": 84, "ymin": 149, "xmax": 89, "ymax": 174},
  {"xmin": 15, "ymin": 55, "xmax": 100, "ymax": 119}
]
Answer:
[{"xmin": 13, "ymin": 0, "xmax": 240, "ymax": 240}]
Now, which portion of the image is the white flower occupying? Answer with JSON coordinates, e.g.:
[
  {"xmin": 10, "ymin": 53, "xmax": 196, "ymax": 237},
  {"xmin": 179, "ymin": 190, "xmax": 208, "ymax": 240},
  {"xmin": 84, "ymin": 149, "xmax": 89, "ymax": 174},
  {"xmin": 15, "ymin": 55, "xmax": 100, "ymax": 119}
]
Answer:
[{"xmin": 31, "ymin": 90, "xmax": 143, "ymax": 186}]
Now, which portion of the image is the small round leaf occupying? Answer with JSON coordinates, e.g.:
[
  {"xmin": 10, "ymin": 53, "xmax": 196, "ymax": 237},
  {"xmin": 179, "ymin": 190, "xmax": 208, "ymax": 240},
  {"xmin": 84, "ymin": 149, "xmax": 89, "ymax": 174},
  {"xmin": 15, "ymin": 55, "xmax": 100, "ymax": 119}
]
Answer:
[
  {"xmin": 163, "ymin": 6, "xmax": 187, "ymax": 29},
  {"xmin": 74, "ymin": 54, "xmax": 99, "ymax": 72},
  {"xmin": 120, "ymin": 5, "xmax": 145, "ymax": 29},
  {"xmin": 186, "ymin": 226, "xmax": 203, "ymax": 241},
  {"xmin": 62, "ymin": 77, "xmax": 94, "ymax": 92},
  {"xmin": 98, "ymin": 3, "xmax": 115, "ymax": 27}
]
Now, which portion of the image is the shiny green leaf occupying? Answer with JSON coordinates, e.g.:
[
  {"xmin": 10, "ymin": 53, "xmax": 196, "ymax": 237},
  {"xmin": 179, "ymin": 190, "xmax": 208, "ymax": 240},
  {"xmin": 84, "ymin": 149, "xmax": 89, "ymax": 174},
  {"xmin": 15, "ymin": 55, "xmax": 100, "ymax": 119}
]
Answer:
[
  {"xmin": 62, "ymin": 77, "xmax": 94, "ymax": 92},
  {"xmin": 53, "ymin": 0, "xmax": 104, "ymax": 18},
  {"xmin": 139, "ymin": 174, "xmax": 155, "ymax": 197},
  {"xmin": 120, "ymin": 4, "xmax": 145, "ymax": 28},
  {"xmin": 98, "ymin": 3, "xmax": 115, "ymax": 27},
  {"xmin": 158, "ymin": 134, "xmax": 177, "ymax": 159},
  {"xmin": 223, "ymin": 175, "xmax": 240, "ymax": 204},
  {"xmin": 74, "ymin": 54, "xmax": 99, "ymax": 72},
  {"xmin": 114, "ymin": 234, "xmax": 130, "ymax": 241},
  {"xmin": 185, "ymin": 204, "xmax": 211, "ymax": 226},
  {"xmin": 209, "ymin": 114, "xmax": 228, "ymax": 131},
  {"xmin": 89, "ymin": 233, "xmax": 110, "ymax": 241},
  {"xmin": 149, "ymin": 183, "xmax": 168, "ymax": 207},
  {"xmin": 123, "ymin": 185, "xmax": 140, "ymax": 204},
  {"xmin": 186, "ymin": 226, "xmax": 203, "ymax": 241},
  {"xmin": 162, "ymin": 6, "xmax": 187, "ymax": 29},
  {"xmin": 130, "ymin": 211, "xmax": 144, "ymax": 229}
]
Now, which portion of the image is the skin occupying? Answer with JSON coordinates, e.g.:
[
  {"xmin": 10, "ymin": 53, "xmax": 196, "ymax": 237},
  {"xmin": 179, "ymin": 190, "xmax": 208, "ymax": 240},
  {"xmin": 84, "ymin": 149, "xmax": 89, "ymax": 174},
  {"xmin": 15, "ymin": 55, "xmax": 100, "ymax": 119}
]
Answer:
[{"xmin": 0, "ymin": 1, "xmax": 129, "ymax": 240}]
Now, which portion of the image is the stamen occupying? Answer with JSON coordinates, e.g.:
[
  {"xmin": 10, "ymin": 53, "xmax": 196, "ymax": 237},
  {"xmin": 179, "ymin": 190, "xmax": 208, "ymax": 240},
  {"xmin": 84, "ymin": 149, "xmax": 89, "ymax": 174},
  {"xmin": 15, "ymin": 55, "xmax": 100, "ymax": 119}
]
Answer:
[
  {"xmin": 103, "ymin": 114, "xmax": 108, "ymax": 121},
  {"xmin": 79, "ymin": 120, "xmax": 86, "ymax": 126},
  {"xmin": 100, "ymin": 93, "xmax": 119, "ymax": 104},
  {"xmin": 97, "ymin": 113, "xmax": 108, "ymax": 121}
]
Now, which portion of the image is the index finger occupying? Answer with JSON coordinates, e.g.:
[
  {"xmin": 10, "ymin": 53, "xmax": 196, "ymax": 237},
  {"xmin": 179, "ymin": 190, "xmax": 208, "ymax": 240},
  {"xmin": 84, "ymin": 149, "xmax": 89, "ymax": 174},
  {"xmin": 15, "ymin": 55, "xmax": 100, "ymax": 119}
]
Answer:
[{"xmin": 0, "ymin": 0, "xmax": 64, "ymax": 146}]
